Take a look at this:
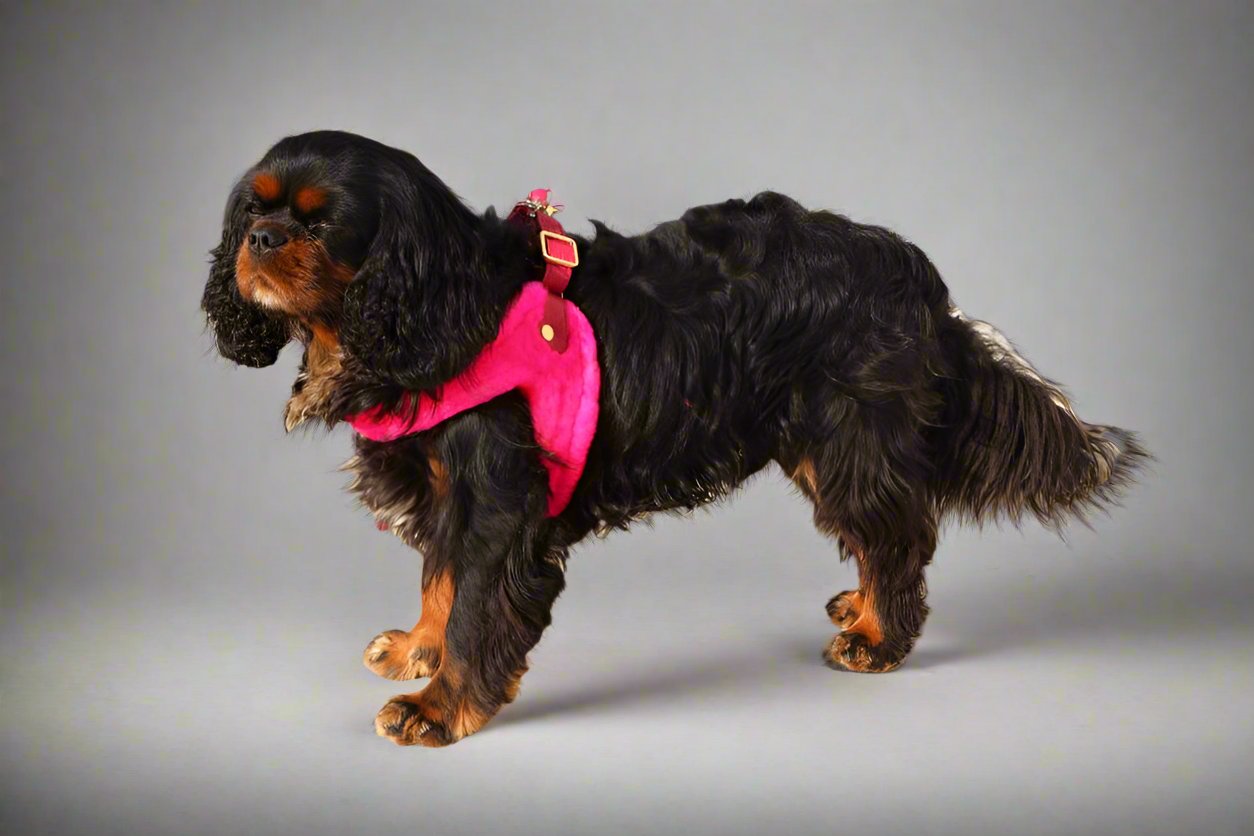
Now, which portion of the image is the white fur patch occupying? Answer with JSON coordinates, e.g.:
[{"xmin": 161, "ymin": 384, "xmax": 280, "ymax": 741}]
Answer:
[{"xmin": 249, "ymin": 286, "xmax": 285, "ymax": 310}]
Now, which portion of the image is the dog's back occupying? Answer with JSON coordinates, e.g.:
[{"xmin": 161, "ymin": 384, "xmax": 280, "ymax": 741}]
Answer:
[{"xmin": 567, "ymin": 192, "xmax": 945, "ymax": 517}]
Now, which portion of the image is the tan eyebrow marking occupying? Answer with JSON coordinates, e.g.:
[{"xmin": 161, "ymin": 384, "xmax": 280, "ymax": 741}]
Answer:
[
  {"xmin": 294, "ymin": 186, "xmax": 327, "ymax": 214},
  {"xmin": 252, "ymin": 172, "xmax": 281, "ymax": 201}
]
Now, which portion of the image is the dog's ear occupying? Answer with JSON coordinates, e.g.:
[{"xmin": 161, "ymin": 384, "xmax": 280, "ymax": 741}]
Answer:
[
  {"xmin": 201, "ymin": 183, "xmax": 291, "ymax": 367},
  {"xmin": 340, "ymin": 152, "xmax": 507, "ymax": 393}
]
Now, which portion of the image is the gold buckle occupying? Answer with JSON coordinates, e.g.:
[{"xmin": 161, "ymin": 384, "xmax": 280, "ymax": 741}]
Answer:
[{"xmin": 539, "ymin": 230, "xmax": 579, "ymax": 268}]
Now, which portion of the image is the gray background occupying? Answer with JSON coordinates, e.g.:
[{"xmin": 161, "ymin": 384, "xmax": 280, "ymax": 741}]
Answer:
[{"xmin": 2, "ymin": 1, "xmax": 1252, "ymax": 834}]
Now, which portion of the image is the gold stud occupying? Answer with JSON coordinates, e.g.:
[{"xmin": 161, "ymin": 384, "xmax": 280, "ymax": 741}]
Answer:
[{"xmin": 540, "ymin": 324, "xmax": 555, "ymax": 342}]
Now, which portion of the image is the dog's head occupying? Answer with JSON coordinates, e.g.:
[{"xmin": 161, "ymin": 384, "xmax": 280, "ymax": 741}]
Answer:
[{"xmin": 202, "ymin": 130, "xmax": 500, "ymax": 390}]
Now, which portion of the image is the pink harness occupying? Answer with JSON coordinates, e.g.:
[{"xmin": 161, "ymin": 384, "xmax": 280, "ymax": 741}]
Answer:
[{"xmin": 345, "ymin": 191, "xmax": 600, "ymax": 517}]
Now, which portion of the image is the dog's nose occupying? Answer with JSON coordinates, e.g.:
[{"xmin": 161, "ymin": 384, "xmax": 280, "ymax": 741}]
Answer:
[{"xmin": 248, "ymin": 225, "xmax": 288, "ymax": 253}]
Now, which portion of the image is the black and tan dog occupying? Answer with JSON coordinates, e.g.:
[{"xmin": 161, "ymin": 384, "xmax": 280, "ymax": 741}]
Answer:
[{"xmin": 202, "ymin": 130, "xmax": 1147, "ymax": 746}]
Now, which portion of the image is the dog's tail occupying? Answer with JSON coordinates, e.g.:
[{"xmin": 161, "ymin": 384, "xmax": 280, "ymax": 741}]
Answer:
[{"xmin": 932, "ymin": 308, "xmax": 1149, "ymax": 529}]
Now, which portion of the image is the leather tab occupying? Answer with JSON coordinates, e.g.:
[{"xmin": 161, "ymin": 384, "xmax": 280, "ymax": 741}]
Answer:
[{"xmin": 541, "ymin": 292, "xmax": 569, "ymax": 352}]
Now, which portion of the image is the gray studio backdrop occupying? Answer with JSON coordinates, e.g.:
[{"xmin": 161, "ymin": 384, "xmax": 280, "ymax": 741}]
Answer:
[{"xmin": 2, "ymin": 2, "xmax": 1251, "ymax": 835}]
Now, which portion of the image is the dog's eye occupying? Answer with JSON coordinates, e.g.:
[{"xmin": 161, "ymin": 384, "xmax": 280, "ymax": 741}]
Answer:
[{"xmin": 246, "ymin": 201, "xmax": 264, "ymax": 216}]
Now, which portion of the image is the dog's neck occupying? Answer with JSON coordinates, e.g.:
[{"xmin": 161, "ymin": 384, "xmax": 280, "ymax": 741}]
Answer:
[{"xmin": 284, "ymin": 323, "xmax": 344, "ymax": 432}]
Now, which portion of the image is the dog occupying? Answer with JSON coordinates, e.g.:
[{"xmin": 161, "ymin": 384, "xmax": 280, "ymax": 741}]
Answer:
[{"xmin": 202, "ymin": 130, "xmax": 1147, "ymax": 747}]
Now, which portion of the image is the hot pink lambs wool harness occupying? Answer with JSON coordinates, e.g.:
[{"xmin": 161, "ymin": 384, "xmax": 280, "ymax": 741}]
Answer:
[{"xmin": 345, "ymin": 191, "xmax": 600, "ymax": 517}]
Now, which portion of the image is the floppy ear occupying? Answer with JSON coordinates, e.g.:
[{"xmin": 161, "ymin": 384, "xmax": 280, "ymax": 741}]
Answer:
[
  {"xmin": 201, "ymin": 185, "xmax": 291, "ymax": 367},
  {"xmin": 339, "ymin": 154, "xmax": 512, "ymax": 394}
]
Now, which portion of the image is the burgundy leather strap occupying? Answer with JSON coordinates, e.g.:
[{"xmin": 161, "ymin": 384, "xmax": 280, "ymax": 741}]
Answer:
[{"xmin": 508, "ymin": 188, "xmax": 579, "ymax": 353}]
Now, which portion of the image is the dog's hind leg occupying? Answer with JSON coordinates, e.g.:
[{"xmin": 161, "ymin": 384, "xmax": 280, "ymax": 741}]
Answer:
[{"xmin": 781, "ymin": 395, "xmax": 938, "ymax": 673}]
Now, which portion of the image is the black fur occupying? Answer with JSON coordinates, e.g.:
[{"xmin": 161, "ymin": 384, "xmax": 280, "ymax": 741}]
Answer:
[
  {"xmin": 337, "ymin": 141, "xmax": 525, "ymax": 395},
  {"xmin": 203, "ymin": 131, "xmax": 1148, "ymax": 744},
  {"xmin": 201, "ymin": 189, "xmax": 291, "ymax": 367}
]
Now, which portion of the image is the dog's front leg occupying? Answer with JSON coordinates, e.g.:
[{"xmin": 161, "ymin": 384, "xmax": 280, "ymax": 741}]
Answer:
[
  {"xmin": 362, "ymin": 562, "xmax": 455, "ymax": 681},
  {"xmin": 369, "ymin": 407, "xmax": 568, "ymax": 747},
  {"xmin": 284, "ymin": 337, "xmax": 343, "ymax": 432}
]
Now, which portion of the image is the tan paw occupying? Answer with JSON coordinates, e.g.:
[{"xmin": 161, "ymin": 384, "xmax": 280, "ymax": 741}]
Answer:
[
  {"xmin": 363, "ymin": 630, "xmax": 439, "ymax": 680},
  {"xmin": 823, "ymin": 631, "xmax": 904, "ymax": 674},
  {"xmin": 374, "ymin": 696, "xmax": 455, "ymax": 747},
  {"xmin": 825, "ymin": 589, "xmax": 862, "ymax": 630}
]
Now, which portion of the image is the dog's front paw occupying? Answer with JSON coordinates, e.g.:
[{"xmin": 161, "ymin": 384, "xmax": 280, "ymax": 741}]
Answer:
[
  {"xmin": 823, "ymin": 631, "xmax": 904, "ymax": 674},
  {"xmin": 363, "ymin": 630, "xmax": 439, "ymax": 680},
  {"xmin": 283, "ymin": 393, "xmax": 313, "ymax": 433},
  {"xmin": 825, "ymin": 589, "xmax": 862, "ymax": 630},
  {"xmin": 375, "ymin": 696, "xmax": 455, "ymax": 747}
]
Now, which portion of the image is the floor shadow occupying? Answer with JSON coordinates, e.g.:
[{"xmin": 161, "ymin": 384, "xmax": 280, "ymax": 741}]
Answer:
[
  {"xmin": 916, "ymin": 561, "xmax": 1254, "ymax": 663},
  {"xmin": 898, "ymin": 645, "xmax": 973, "ymax": 670},
  {"xmin": 496, "ymin": 648, "xmax": 793, "ymax": 727}
]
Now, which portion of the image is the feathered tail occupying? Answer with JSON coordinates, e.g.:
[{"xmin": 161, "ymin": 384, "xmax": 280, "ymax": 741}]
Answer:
[{"xmin": 933, "ymin": 308, "xmax": 1149, "ymax": 529}]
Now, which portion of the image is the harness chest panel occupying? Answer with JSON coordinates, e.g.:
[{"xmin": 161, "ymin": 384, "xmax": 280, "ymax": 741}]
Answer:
[{"xmin": 347, "ymin": 282, "xmax": 600, "ymax": 517}]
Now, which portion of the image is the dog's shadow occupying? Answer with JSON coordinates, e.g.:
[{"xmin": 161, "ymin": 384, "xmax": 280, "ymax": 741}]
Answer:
[
  {"xmin": 497, "ymin": 562, "xmax": 1252, "ymax": 727},
  {"xmin": 497, "ymin": 652, "xmax": 775, "ymax": 726}
]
